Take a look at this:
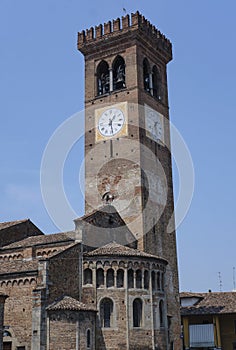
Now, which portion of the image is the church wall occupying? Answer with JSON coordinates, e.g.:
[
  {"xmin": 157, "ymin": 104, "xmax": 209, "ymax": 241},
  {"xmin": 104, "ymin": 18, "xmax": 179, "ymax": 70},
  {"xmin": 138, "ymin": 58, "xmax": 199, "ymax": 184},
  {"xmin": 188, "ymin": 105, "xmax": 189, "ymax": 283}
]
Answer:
[
  {"xmin": 48, "ymin": 310, "xmax": 96, "ymax": 350},
  {"xmin": 48, "ymin": 313, "xmax": 77, "ymax": 350},
  {"xmin": 1, "ymin": 278, "xmax": 37, "ymax": 349},
  {"xmin": 96, "ymin": 288, "xmax": 128, "ymax": 349},
  {"xmin": 47, "ymin": 243, "xmax": 82, "ymax": 303}
]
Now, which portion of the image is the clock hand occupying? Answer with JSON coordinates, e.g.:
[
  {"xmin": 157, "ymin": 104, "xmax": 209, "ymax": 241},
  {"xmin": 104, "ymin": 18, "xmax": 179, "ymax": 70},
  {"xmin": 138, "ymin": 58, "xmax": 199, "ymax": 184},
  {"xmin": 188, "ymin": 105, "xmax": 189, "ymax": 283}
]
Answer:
[{"xmin": 108, "ymin": 118, "xmax": 114, "ymax": 134}]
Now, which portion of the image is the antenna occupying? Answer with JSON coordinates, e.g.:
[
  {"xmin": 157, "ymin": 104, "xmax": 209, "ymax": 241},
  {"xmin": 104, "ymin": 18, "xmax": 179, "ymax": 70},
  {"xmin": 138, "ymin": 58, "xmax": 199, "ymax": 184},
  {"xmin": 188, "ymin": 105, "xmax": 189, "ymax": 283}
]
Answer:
[
  {"xmin": 218, "ymin": 272, "xmax": 223, "ymax": 292},
  {"xmin": 122, "ymin": 0, "xmax": 127, "ymax": 15},
  {"xmin": 233, "ymin": 267, "xmax": 236, "ymax": 291}
]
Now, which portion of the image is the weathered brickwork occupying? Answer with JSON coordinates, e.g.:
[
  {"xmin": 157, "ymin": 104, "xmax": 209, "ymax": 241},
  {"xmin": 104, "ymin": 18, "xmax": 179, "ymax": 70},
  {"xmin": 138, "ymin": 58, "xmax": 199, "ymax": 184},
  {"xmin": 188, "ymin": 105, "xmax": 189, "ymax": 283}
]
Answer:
[
  {"xmin": 47, "ymin": 310, "xmax": 96, "ymax": 350},
  {"xmin": 0, "ymin": 233, "xmax": 84, "ymax": 350},
  {"xmin": 0, "ymin": 11, "xmax": 181, "ymax": 350},
  {"xmin": 0, "ymin": 294, "xmax": 8, "ymax": 350},
  {"xmin": 78, "ymin": 11, "xmax": 181, "ymax": 349},
  {"xmin": 82, "ymin": 242, "xmax": 168, "ymax": 349}
]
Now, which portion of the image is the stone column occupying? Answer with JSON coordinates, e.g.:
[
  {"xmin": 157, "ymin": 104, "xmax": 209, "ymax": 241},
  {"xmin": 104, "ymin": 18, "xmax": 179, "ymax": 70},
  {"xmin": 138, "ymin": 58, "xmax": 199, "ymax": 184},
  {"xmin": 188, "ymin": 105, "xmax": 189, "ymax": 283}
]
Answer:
[
  {"xmin": 0, "ymin": 293, "xmax": 8, "ymax": 350},
  {"xmin": 109, "ymin": 68, "xmax": 113, "ymax": 92},
  {"xmin": 149, "ymin": 73, "xmax": 153, "ymax": 96}
]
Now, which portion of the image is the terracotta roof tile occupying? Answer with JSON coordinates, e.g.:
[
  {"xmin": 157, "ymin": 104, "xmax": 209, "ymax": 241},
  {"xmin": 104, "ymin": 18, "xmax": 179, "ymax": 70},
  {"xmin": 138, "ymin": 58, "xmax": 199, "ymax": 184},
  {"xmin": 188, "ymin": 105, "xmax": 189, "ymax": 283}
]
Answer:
[
  {"xmin": 0, "ymin": 260, "xmax": 38, "ymax": 275},
  {"xmin": 2, "ymin": 231, "xmax": 75, "ymax": 250},
  {"xmin": 0, "ymin": 219, "xmax": 28, "ymax": 230},
  {"xmin": 181, "ymin": 292, "xmax": 236, "ymax": 315},
  {"xmin": 85, "ymin": 242, "xmax": 166, "ymax": 262},
  {"xmin": 47, "ymin": 296, "xmax": 97, "ymax": 311}
]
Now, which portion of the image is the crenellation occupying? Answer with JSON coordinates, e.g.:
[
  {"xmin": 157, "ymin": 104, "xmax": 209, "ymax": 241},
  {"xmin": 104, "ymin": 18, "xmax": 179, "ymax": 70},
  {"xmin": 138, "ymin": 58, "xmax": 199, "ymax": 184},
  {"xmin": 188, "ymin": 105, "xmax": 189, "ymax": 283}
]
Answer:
[
  {"xmin": 113, "ymin": 17, "xmax": 121, "ymax": 32},
  {"xmin": 122, "ymin": 14, "xmax": 130, "ymax": 29},
  {"xmin": 77, "ymin": 30, "xmax": 85, "ymax": 46},
  {"xmin": 86, "ymin": 27, "xmax": 94, "ymax": 41},
  {"xmin": 104, "ymin": 20, "xmax": 112, "ymax": 35},
  {"xmin": 131, "ymin": 11, "xmax": 142, "ymax": 27},
  {"xmin": 77, "ymin": 12, "xmax": 172, "ymax": 57},
  {"xmin": 95, "ymin": 24, "xmax": 103, "ymax": 38}
]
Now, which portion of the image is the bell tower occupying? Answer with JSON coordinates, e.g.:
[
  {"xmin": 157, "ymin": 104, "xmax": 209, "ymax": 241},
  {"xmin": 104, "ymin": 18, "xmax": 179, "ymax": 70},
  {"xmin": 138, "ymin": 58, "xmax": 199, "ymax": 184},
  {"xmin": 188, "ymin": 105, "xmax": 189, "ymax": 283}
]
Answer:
[{"xmin": 78, "ymin": 11, "xmax": 181, "ymax": 347}]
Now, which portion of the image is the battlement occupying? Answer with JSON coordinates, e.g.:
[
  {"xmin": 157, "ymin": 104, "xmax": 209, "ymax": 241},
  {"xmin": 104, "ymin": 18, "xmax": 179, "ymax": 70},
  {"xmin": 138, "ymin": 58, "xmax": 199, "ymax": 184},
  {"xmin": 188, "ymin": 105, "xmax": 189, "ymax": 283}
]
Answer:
[{"xmin": 78, "ymin": 11, "xmax": 172, "ymax": 57}]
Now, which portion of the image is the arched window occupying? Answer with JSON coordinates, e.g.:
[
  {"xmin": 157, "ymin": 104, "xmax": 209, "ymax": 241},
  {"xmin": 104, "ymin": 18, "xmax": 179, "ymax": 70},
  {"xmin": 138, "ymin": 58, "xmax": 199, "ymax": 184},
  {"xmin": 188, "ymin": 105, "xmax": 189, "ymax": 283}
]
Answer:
[
  {"xmin": 100, "ymin": 298, "xmax": 114, "ymax": 328},
  {"xmin": 157, "ymin": 271, "xmax": 161, "ymax": 290},
  {"xmin": 106, "ymin": 268, "xmax": 114, "ymax": 288},
  {"xmin": 133, "ymin": 298, "xmax": 143, "ymax": 327},
  {"xmin": 143, "ymin": 58, "xmax": 151, "ymax": 93},
  {"xmin": 97, "ymin": 60, "xmax": 110, "ymax": 96},
  {"xmin": 128, "ymin": 269, "xmax": 134, "ymax": 288},
  {"xmin": 113, "ymin": 55, "xmax": 126, "ymax": 91},
  {"xmin": 161, "ymin": 272, "xmax": 164, "ymax": 291},
  {"xmin": 96, "ymin": 268, "xmax": 104, "ymax": 288},
  {"xmin": 84, "ymin": 268, "xmax": 92, "ymax": 285},
  {"xmin": 152, "ymin": 65, "xmax": 162, "ymax": 101},
  {"xmin": 136, "ymin": 269, "xmax": 142, "ymax": 289},
  {"xmin": 117, "ymin": 269, "xmax": 124, "ymax": 288},
  {"xmin": 144, "ymin": 270, "xmax": 149, "ymax": 289},
  {"xmin": 152, "ymin": 271, "xmax": 156, "ymax": 291},
  {"xmin": 159, "ymin": 300, "xmax": 164, "ymax": 327},
  {"xmin": 86, "ymin": 329, "xmax": 91, "ymax": 348},
  {"xmin": 3, "ymin": 330, "xmax": 11, "ymax": 337}
]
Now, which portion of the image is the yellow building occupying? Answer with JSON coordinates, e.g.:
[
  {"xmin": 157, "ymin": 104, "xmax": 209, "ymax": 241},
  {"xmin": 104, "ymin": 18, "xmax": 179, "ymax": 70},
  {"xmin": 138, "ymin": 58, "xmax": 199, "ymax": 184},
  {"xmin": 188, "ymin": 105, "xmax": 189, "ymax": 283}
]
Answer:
[{"xmin": 180, "ymin": 292, "xmax": 236, "ymax": 350}]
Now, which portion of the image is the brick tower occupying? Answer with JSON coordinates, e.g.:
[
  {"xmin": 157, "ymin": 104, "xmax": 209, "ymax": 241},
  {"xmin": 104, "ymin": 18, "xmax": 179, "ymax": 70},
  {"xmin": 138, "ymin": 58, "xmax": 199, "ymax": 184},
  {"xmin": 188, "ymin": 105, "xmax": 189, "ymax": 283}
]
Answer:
[{"xmin": 78, "ymin": 11, "xmax": 181, "ymax": 348}]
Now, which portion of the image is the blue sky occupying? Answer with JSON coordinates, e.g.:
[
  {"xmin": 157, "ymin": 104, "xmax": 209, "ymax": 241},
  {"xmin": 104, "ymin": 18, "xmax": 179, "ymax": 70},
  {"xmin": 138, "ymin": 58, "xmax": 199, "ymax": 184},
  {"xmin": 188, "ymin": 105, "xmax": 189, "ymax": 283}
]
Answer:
[{"xmin": 1, "ymin": 0, "xmax": 236, "ymax": 292}]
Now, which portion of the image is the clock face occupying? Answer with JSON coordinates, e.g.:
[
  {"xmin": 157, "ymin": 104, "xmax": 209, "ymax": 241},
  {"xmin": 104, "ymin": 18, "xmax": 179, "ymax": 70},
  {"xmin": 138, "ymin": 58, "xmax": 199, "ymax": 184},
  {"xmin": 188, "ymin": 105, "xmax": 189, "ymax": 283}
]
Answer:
[
  {"xmin": 145, "ymin": 105, "xmax": 164, "ymax": 143},
  {"xmin": 98, "ymin": 108, "xmax": 125, "ymax": 137}
]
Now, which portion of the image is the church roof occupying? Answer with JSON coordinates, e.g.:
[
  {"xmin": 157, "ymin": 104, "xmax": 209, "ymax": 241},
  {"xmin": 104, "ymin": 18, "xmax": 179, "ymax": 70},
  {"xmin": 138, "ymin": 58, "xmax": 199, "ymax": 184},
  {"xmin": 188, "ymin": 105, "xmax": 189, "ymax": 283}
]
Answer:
[
  {"xmin": 0, "ymin": 219, "xmax": 29, "ymax": 230},
  {"xmin": 0, "ymin": 260, "xmax": 38, "ymax": 275},
  {"xmin": 47, "ymin": 296, "xmax": 97, "ymax": 312},
  {"xmin": 85, "ymin": 242, "xmax": 166, "ymax": 262},
  {"xmin": 180, "ymin": 291, "xmax": 236, "ymax": 315},
  {"xmin": 1, "ymin": 231, "xmax": 75, "ymax": 250}
]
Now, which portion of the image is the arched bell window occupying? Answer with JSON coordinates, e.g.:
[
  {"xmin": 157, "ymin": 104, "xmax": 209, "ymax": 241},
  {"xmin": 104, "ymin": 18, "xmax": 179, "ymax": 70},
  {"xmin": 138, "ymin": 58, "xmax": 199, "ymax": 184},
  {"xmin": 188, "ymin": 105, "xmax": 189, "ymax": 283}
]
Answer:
[
  {"xmin": 152, "ymin": 65, "xmax": 162, "ymax": 101},
  {"xmin": 97, "ymin": 60, "xmax": 110, "ymax": 96},
  {"xmin": 106, "ymin": 268, "xmax": 114, "ymax": 288},
  {"xmin": 113, "ymin": 55, "xmax": 126, "ymax": 91},
  {"xmin": 96, "ymin": 268, "xmax": 104, "ymax": 288},
  {"xmin": 117, "ymin": 269, "xmax": 124, "ymax": 288},
  {"xmin": 133, "ymin": 298, "xmax": 143, "ymax": 327},
  {"xmin": 143, "ymin": 58, "xmax": 151, "ymax": 93},
  {"xmin": 100, "ymin": 298, "xmax": 114, "ymax": 328}
]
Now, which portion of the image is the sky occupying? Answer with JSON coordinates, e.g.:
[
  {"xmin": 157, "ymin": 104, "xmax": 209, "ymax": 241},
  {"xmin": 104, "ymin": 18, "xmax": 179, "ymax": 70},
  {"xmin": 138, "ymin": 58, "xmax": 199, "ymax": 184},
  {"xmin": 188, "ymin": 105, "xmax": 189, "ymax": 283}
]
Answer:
[{"xmin": 0, "ymin": 0, "xmax": 236, "ymax": 293}]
